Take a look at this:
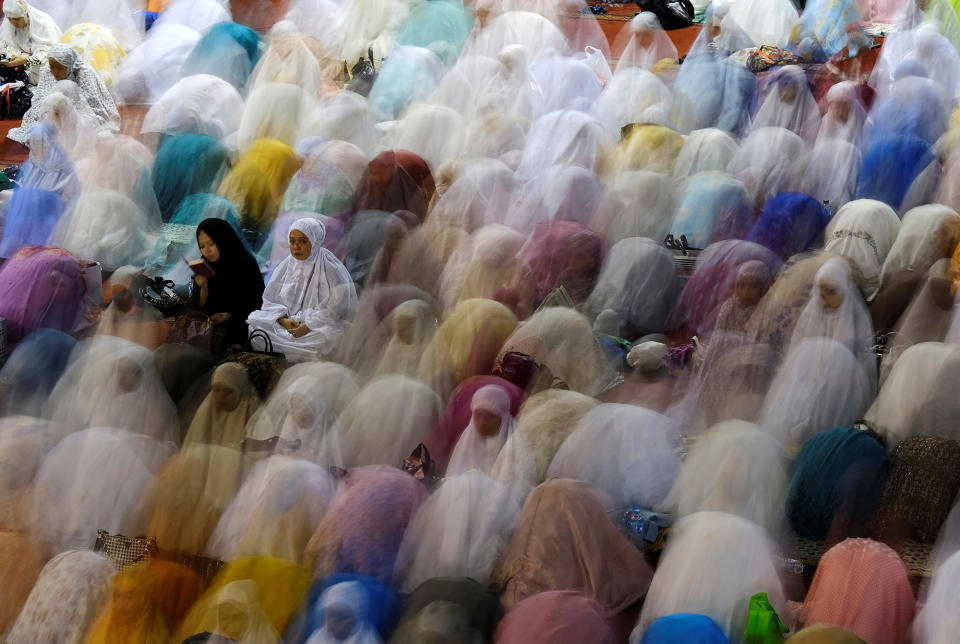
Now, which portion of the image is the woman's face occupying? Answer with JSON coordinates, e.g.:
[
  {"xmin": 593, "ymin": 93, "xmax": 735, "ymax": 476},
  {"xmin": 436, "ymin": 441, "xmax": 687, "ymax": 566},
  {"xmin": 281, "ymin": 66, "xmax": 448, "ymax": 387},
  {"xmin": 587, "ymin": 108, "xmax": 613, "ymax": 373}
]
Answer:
[
  {"xmin": 831, "ymin": 99, "xmax": 852, "ymax": 124},
  {"xmin": 198, "ymin": 231, "xmax": 221, "ymax": 263},
  {"xmin": 472, "ymin": 407, "xmax": 502, "ymax": 438},
  {"xmin": 325, "ymin": 605, "xmax": 356, "ymax": 641},
  {"xmin": 289, "ymin": 393, "xmax": 316, "ymax": 428},
  {"xmin": 116, "ymin": 358, "xmax": 143, "ymax": 393},
  {"xmin": 289, "ymin": 230, "xmax": 312, "ymax": 260},
  {"xmin": 212, "ymin": 382, "xmax": 240, "ymax": 412},
  {"xmin": 394, "ymin": 313, "xmax": 417, "ymax": 345},
  {"xmin": 819, "ymin": 280, "xmax": 845, "ymax": 310},
  {"xmin": 7, "ymin": 15, "xmax": 27, "ymax": 29},
  {"xmin": 49, "ymin": 58, "xmax": 68, "ymax": 81},
  {"xmin": 634, "ymin": 29, "xmax": 655, "ymax": 49},
  {"xmin": 383, "ymin": 222, "xmax": 406, "ymax": 254},
  {"xmin": 778, "ymin": 82, "xmax": 798, "ymax": 105},
  {"xmin": 112, "ymin": 584, "xmax": 147, "ymax": 621},
  {"xmin": 217, "ymin": 601, "xmax": 249, "ymax": 641},
  {"xmin": 736, "ymin": 276, "xmax": 763, "ymax": 307}
]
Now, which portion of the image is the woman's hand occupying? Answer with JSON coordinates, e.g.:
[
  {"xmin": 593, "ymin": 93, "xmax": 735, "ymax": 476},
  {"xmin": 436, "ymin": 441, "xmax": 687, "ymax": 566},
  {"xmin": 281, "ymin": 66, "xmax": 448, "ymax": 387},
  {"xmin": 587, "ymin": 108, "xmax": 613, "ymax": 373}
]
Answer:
[
  {"xmin": 194, "ymin": 275, "xmax": 209, "ymax": 289},
  {"xmin": 3, "ymin": 56, "xmax": 27, "ymax": 67},
  {"xmin": 290, "ymin": 323, "xmax": 311, "ymax": 338},
  {"xmin": 278, "ymin": 316, "xmax": 297, "ymax": 331},
  {"xmin": 210, "ymin": 312, "xmax": 232, "ymax": 325}
]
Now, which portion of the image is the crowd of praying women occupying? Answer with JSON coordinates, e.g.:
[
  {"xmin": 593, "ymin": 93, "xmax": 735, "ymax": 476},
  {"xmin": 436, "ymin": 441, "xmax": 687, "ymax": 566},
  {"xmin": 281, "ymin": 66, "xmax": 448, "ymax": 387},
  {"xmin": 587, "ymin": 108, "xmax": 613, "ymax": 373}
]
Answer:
[{"xmin": 3, "ymin": 0, "xmax": 960, "ymax": 641}]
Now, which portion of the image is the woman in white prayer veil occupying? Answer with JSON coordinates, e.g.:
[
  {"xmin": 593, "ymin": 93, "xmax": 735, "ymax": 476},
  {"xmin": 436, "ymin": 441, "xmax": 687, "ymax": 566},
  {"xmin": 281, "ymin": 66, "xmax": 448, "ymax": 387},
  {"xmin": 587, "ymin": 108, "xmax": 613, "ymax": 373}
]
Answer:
[
  {"xmin": 337, "ymin": 375, "xmax": 443, "ymax": 469},
  {"xmin": 31, "ymin": 85, "xmax": 98, "ymax": 157},
  {"xmin": 306, "ymin": 581, "xmax": 383, "ymax": 644},
  {"xmin": 141, "ymin": 74, "xmax": 245, "ymax": 143},
  {"xmin": 589, "ymin": 67, "xmax": 673, "ymax": 135},
  {"xmin": 584, "ymin": 237, "xmax": 681, "ymax": 339},
  {"xmin": 612, "ymin": 13, "xmax": 678, "ymax": 74},
  {"xmin": 372, "ymin": 299, "xmax": 438, "ymax": 380},
  {"xmin": 63, "ymin": 0, "xmax": 143, "ymax": 53},
  {"xmin": 548, "ymin": 403, "xmax": 682, "ymax": 512},
  {"xmin": 440, "ymin": 224, "xmax": 525, "ymax": 312},
  {"xmin": 688, "ymin": 0, "xmax": 754, "ymax": 55},
  {"xmin": 0, "ymin": 418, "xmax": 52, "ymax": 532},
  {"xmin": 751, "ymin": 66, "xmax": 822, "ymax": 145},
  {"xmin": 111, "ymin": 22, "xmax": 201, "ymax": 105},
  {"xmin": 595, "ymin": 172, "xmax": 675, "ymax": 247},
  {"xmin": 672, "ymin": 128, "xmax": 740, "ymax": 182},
  {"xmin": 336, "ymin": 0, "xmax": 410, "ymax": 64},
  {"xmin": 394, "ymin": 470, "xmax": 524, "ymax": 592},
  {"xmin": 248, "ymin": 218, "xmax": 359, "ymax": 363},
  {"xmin": 728, "ymin": 0, "xmax": 799, "ymax": 48},
  {"xmin": 728, "ymin": 127, "xmax": 810, "ymax": 209},
  {"xmin": 233, "ymin": 81, "xmax": 316, "ymax": 154},
  {"xmin": 466, "ymin": 10, "xmax": 570, "ymax": 62},
  {"xmin": 47, "ymin": 337, "xmax": 178, "ymax": 444},
  {"xmin": 916, "ymin": 550, "xmax": 960, "ymax": 644},
  {"xmin": 817, "ymin": 81, "xmax": 868, "ymax": 145},
  {"xmin": 660, "ymin": 420, "xmax": 789, "ymax": 534},
  {"xmin": 303, "ymin": 90, "xmax": 378, "ymax": 155},
  {"xmin": 760, "ymin": 337, "xmax": 874, "ymax": 453},
  {"xmin": 183, "ymin": 363, "xmax": 260, "ymax": 450},
  {"xmin": 529, "ymin": 55, "xmax": 602, "ymax": 114},
  {"xmin": 29, "ymin": 428, "xmax": 163, "ymax": 551},
  {"xmin": 247, "ymin": 22, "xmax": 332, "ymax": 100},
  {"xmin": 514, "ymin": 109, "xmax": 614, "ymax": 182},
  {"xmin": 267, "ymin": 360, "xmax": 361, "ymax": 419},
  {"xmin": 824, "ymin": 199, "xmax": 902, "ymax": 301},
  {"xmin": 787, "ymin": 256, "xmax": 878, "ymax": 377},
  {"xmin": 447, "ymin": 384, "xmax": 518, "ymax": 477},
  {"xmin": 48, "ymin": 188, "xmax": 159, "ymax": 272},
  {"xmin": 205, "ymin": 455, "xmax": 336, "ymax": 566},
  {"xmin": 154, "ymin": 0, "xmax": 230, "ymax": 33},
  {"xmin": 0, "ymin": 0, "xmax": 61, "ymax": 85},
  {"xmin": 865, "ymin": 342, "xmax": 960, "ymax": 447},
  {"xmin": 631, "ymin": 511, "xmax": 786, "ymax": 644},
  {"xmin": 801, "ymin": 137, "xmax": 861, "ymax": 210},
  {"xmin": 385, "ymin": 103, "xmax": 467, "ymax": 172},
  {"xmin": 9, "ymin": 45, "xmax": 120, "ymax": 145},
  {"xmin": 245, "ymin": 375, "xmax": 345, "ymax": 467}
]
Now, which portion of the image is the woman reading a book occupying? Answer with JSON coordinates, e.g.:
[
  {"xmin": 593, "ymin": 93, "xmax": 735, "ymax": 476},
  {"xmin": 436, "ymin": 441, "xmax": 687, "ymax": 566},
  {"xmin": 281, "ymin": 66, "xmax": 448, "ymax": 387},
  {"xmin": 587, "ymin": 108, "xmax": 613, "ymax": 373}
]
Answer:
[
  {"xmin": 247, "ymin": 218, "xmax": 358, "ymax": 362},
  {"xmin": 187, "ymin": 218, "xmax": 265, "ymax": 350}
]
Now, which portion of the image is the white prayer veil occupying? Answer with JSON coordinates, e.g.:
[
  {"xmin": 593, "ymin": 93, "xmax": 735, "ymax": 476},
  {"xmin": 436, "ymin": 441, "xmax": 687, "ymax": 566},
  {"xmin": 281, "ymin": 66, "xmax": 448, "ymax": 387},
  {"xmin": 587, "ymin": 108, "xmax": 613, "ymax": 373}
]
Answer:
[
  {"xmin": 141, "ymin": 74, "xmax": 245, "ymax": 142},
  {"xmin": 592, "ymin": 171, "xmax": 674, "ymax": 247},
  {"xmin": 751, "ymin": 66, "xmax": 822, "ymax": 145},
  {"xmin": 612, "ymin": 12, "xmax": 678, "ymax": 74},
  {"xmin": 823, "ymin": 200, "xmax": 900, "ymax": 302},
  {"xmin": 728, "ymin": 0, "xmax": 800, "ymax": 48},
  {"xmin": 466, "ymin": 10, "xmax": 570, "ymax": 62},
  {"xmin": 801, "ymin": 137, "xmax": 861, "ymax": 210},
  {"xmin": 529, "ymin": 55, "xmax": 602, "ymax": 114},
  {"xmin": 817, "ymin": 81, "xmax": 868, "ymax": 144},
  {"xmin": 672, "ymin": 128, "xmax": 740, "ymax": 182},
  {"xmin": 589, "ymin": 67, "xmax": 673, "ymax": 136},
  {"xmin": 303, "ymin": 91, "xmax": 378, "ymax": 155},
  {"xmin": 727, "ymin": 127, "xmax": 809, "ymax": 209},
  {"xmin": 205, "ymin": 455, "xmax": 336, "ymax": 566},
  {"xmin": 112, "ymin": 22, "xmax": 202, "ymax": 105},
  {"xmin": 394, "ymin": 470, "xmax": 524, "ymax": 592},
  {"xmin": 447, "ymin": 384, "xmax": 518, "ymax": 477},
  {"xmin": 48, "ymin": 188, "xmax": 159, "ymax": 272},
  {"xmin": 234, "ymin": 81, "xmax": 317, "ymax": 152},
  {"xmin": 512, "ymin": 389, "xmax": 599, "ymax": 483},
  {"xmin": 547, "ymin": 403, "xmax": 682, "ymax": 511},
  {"xmin": 246, "ymin": 375, "xmax": 345, "ymax": 467},
  {"xmin": 440, "ymin": 224, "xmax": 525, "ymax": 312},
  {"xmin": 631, "ymin": 511, "xmax": 786, "ymax": 643},
  {"xmin": 372, "ymin": 299, "xmax": 438, "ymax": 380},
  {"xmin": 584, "ymin": 237, "xmax": 681, "ymax": 338},
  {"xmin": 6, "ymin": 550, "xmax": 114, "ymax": 644},
  {"xmin": 880, "ymin": 204, "xmax": 960, "ymax": 288},
  {"xmin": 0, "ymin": 418, "xmax": 53, "ymax": 533},
  {"xmin": 385, "ymin": 102, "xmax": 467, "ymax": 171},
  {"xmin": 760, "ymin": 337, "xmax": 874, "ymax": 452},
  {"xmin": 660, "ymin": 420, "xmax": 789, "ymax": 534},
  {"xmin": 865, "ymin": 342, "xmax": 960, "ymax": 447},
  {"xmin": 337, "ymin": 375, "xmax": 443, "ymax": 469},
  {"xmin": 915, "ymin": 550, "xmax": 960, "ymax": 643},
  {"xmin": 514, "ymin": 109, "xmax": 614, "ymax": 182},
  {"xmin": 29, "ymin": 428, "xmax": 163, "ymax": 551}
]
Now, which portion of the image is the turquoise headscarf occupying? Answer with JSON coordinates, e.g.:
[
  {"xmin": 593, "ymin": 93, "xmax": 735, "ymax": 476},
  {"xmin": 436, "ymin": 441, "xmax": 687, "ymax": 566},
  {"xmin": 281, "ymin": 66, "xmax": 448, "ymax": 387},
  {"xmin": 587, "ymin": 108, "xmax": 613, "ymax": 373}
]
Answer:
[
  {"xmin": 180, "ymin": 21, "xmax": 261, "ymax": 89},
  {"xmin": 152, "ymin": 133, "xmax": 228, "ymax": 222}
]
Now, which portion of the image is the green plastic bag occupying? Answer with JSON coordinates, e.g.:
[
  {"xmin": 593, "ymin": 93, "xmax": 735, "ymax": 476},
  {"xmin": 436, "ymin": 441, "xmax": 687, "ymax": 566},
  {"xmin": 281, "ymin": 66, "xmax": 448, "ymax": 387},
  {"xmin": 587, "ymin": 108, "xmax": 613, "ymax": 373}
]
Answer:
[{"xmin": 743, "ymin": 592, "xmax": 788, "ymax": 643}]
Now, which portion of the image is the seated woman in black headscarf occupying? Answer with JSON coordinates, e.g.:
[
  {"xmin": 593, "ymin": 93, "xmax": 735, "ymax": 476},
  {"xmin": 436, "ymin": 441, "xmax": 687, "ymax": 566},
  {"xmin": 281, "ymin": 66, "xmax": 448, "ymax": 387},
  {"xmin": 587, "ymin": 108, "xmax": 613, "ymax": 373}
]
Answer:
[{"xmin": 186, "ymin": 218, "xmax": 265, "ymax": 350}]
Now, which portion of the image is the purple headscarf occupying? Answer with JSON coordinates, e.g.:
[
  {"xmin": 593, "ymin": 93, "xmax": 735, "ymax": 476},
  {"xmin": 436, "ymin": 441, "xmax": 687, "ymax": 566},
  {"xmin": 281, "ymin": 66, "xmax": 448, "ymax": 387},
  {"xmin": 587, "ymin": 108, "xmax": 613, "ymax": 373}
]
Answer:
[{"xmin": 0, "ymin": 246, "xmax": 86, "ymax": 346}]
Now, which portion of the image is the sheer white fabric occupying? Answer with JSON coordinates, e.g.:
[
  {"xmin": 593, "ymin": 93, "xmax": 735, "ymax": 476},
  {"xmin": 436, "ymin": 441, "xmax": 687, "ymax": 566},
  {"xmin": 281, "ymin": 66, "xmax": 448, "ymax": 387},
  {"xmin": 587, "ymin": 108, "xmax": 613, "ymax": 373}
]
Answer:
[
  {"xmin": 141, "ymin": 74, "xmax": 245, "ymax": 141},
  {"xmin": 760, "ymin": 337, "xmax": 874, "ymax": 451},
  {"xmin": 466, "ymin": 11, "xmax": 570, "ymax": 62},
  {"xmin": 205, "ymin": 455, "xmax": 335, "ymax": 565},
  {"xmin": 824, "ymin": 199, "xmax": 902, "ymax": 300},
  {"xmin": 612, "ymin": 13, "xmax": 678, "ymax": 74},
  {"xmin": 515, "ymin": 110, "xmax": 613, "ymax": 182},
  {"xmin": 394, "ymin": 470, "xmax": 524, "ymax": 592},
  {"xmin": 915, "ymin": 550, "xmax": 960, "ymax": 643},
  {"xmin": 112, "ymin": 22, "xmax": 202, "ymax": 105},
  {"xmin": 548, "ymin": 403, "xmax": 682, "ymax": 511},
  {"xmin": 817, "ymin": 81, "xmax": 868, "ymax": 144},
  {"xmin": 632, "ymin": 511, "xmax": 786, "ymax": 643},
  {"xmin": 529, "ymin": 55, "xmax": 602, "ymax": 114},
  {"xmin": 0, "ymin": 0, "xmax": 61, "ymax": 84},
  {"xmin": 384, "ymin": 103, "xmax": 467, "ymax": 171},
  {"xmin": 306, "ymin": 581, "xmax": 384, "ymax": 644},
  {"xmin": 880, "ymin": 204, "xmax": 960, "ymax": 286},
  {"xmin": 728, "ymin": 127, "xmax": 809, "ymax": 208},
  {"xmin": 248, "ymin": 218, "xmax": 359, "ymax": 363},
  {"xmin": 184, "ymin": 363, "xmax": 260, "ymax": 450},
  {"xmin": 672, "ymin": 128, "xmax": 740, "ymax": 182},
  {"xmin": 728, "ymin": 0, "xmax": 800, "ymax": 48},
  {"xmin": 447, "ymin": 384, "xmax": 518, "ymax": 477},
  {"xmin": 801, "ymin": 137, "xmax": 861, "ymax": 210},
  {"xmin": 234, "ymin": 82, "xmax": 316, "ymax": 152},
  {"xmin": 660, "ymin": 420, "xmax": 789, "ymax": 533},
  {"xmin": 751, "ymin": 66, "xmax": 822, "ymax": 145},
  {"xmin": 590, "ymin": 67, "xmax": 673, "ymax": 136},
  {"xmin": 246, "ymin": 374, "xmax": 345, "ymax": 467},
  {"xmin": 30, "ymin": 428, "xmax": 163, "ymax": 550},
  {"xmin": 337, "ymin": 375, "xmax": 443, "ymax": 469},
  {"xmin": 372, "ymin": 299, "xmax": 438, "ymax": 380}
]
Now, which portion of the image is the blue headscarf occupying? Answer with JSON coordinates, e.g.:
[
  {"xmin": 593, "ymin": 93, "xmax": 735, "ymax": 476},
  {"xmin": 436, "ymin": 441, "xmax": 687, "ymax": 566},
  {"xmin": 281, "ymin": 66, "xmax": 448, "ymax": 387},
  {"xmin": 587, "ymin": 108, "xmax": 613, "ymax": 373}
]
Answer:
[
  {"xmin": 863, "ymin": 76, "xmax": 949, "ymax": 149},
  {"xmin": 746, "ymin": 192, "xmax": 831, "ymax": 260},
  {"xmin": 152, "ymin": 133, "xmax": 228, "ymax": 222},
  {"xmin": 283, "ymin": 573, "xmax": 401, "ymax": 644},
  {"xmin": 395, "ymin": 0, "xmax": 473, "ymax": 66},
  {"xmin": 0, "ymin": 328, "xmax": 76, "ymax": 417},
  {"xmin": 639, "ymin": 613, "xmax": 732, "ymax": 643},
  {"xmin": 671, "ymin": 172, "xmax": 754, "ymax": 248},
  {"xmin": 856, "ymin": 135, "xmax": 935, "ymax": 212},
  {"xmin": 673, "ymin": 55, "xmax": 757, "ymax": 136},
  {"xmin": 16, "ymin": 123, "xmax": 79, "ymax": 198},
  {"xmin": 0, "ymin": 189, "xmax": 66, "ymax": 259},
  {"xmin": 786, "ymin": 426, "xmax": 890, "ymax": 540},
  {"xmin": 180, "ymin": 21, "xmax": 261, "ymax": 89}
]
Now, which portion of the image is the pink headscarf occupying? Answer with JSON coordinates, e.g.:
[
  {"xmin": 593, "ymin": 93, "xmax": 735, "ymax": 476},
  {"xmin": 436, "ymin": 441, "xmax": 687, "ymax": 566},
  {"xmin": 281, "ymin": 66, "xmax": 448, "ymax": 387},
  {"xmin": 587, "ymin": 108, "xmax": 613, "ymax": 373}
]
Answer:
[
  {"xmin": 800, "ymin": 538, "xmax": 915, "ymax": 644},
  {"xmin": 495, "ymin": 591, "xmax": 618, "ymax": 644}
]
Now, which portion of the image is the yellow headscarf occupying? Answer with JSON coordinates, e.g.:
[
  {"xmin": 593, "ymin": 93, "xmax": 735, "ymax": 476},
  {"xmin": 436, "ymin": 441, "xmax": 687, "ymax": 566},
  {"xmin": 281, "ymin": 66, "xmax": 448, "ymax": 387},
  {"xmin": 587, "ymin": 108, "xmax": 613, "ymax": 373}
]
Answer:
[
  {"xmin": 85, "ymin": 564, "xmax": 170, "ymax": 644},
  {"xmin": 218, "ymin": 138, "xmax": 301, "ymax": 233},
  {"xmin": 606, "ymin": 123, "xmax": 685, "ymax": 176}
]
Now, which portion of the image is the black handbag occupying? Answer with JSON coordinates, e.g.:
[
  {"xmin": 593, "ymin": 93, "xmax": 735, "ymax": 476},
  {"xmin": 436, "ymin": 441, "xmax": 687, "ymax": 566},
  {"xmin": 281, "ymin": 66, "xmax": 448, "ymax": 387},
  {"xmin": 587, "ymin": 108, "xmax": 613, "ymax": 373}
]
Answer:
[
  {"xmin": 137, "ymin": 275, "xmax": 184, "ymax": 317},
  {"xmin": 347, "ymin": 47, "xmax": 378, "ymax": 97},
  {"xmin": 633, "ymin": 1, "xmax": 694, "ymax": 31}
]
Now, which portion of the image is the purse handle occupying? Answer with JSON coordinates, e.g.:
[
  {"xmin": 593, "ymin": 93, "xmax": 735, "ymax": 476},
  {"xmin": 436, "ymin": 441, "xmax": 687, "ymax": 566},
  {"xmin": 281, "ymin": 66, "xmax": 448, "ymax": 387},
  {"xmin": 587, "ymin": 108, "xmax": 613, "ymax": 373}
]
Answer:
[{"xmin": 248, "ymin": 328, "xmax": 274, "ymax": 353}]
